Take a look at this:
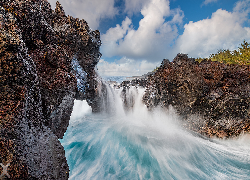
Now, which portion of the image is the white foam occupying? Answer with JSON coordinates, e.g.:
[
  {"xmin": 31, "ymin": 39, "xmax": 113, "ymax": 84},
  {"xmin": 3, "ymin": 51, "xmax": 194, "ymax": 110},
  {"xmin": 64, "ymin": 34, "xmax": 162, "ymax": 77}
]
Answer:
[
  {"xmin": 64, "ymin": 81, "xmax": 250, "ymax": 180},
  {"xmin": 70, "ymin": 100, "xmax": 92, "ymax": 121}
]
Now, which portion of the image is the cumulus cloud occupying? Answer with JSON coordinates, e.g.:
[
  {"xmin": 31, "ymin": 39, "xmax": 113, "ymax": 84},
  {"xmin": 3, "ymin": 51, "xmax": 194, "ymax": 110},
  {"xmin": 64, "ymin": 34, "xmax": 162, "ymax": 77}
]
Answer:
[
  {"xmin": 101, "ymin": 0, "xmax": 184, "ymax": 62},
  {"xmin": 97, "ymin": 58, "xmax": 160, "ymax": 77},
  {"xmin": 47, "ymin": 0, "xmax": 117, "ymax": 30},
  {"xmin": 175, "ymin": 1, "xmax": 250, "ymax": 58}
]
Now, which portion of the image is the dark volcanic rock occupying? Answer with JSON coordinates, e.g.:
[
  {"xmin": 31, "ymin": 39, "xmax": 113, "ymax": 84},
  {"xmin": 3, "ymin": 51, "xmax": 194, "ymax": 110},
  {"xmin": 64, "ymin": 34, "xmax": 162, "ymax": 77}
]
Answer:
[
  {"xmin": 1, "ymin": 0, "xmax": 101, "ymax": 179},
  {"xmin": 143, "ymin": 53, "xmax": 250, "ymax": 138}
]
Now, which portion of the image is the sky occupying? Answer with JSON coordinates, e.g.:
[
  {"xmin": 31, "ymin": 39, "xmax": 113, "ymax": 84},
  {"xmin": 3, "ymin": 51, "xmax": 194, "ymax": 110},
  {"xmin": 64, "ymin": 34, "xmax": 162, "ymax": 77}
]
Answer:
[{"xmin": 48, "ymin": 0, "xmax": 250, "ymax": 77}]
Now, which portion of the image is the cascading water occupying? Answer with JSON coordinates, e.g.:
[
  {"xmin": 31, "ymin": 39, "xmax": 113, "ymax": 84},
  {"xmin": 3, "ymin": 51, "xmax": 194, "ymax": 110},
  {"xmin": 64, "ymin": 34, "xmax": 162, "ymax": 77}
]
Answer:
[{"xmin": 60, "ymin": 80, "xmax": 250, "ymax": 180}]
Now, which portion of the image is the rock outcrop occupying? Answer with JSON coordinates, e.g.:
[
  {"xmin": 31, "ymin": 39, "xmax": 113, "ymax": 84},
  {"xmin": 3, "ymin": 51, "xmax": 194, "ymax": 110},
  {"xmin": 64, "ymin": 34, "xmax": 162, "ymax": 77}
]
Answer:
[
  {"xmin": 1, "ymin": 0, "xmax": 101, "ymax": 179},
  {"xmin": 143, "ymin": 54, "xmax": 250, "ymax": 138},
  {"xmin": 1, "ymin": 0, "xmax": 249, "ymax": 178}
]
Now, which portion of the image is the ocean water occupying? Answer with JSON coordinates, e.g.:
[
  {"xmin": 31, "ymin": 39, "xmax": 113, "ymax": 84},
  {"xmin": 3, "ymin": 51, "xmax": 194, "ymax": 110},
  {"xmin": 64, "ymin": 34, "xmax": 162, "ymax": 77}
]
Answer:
[
  {"xmin": 101, "ymin": 76, "xmax": 127, "ymax": 83},
  {"xmin": 60, "ymin": 84, "xmax": 250, "ymax": 180}
]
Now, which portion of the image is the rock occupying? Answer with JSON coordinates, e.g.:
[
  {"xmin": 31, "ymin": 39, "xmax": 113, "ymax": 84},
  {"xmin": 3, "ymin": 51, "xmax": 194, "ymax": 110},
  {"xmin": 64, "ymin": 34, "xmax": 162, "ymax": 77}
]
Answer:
[
  {"xmin": 1, "ymin": 0, "xmax": 101, "ymax": 179},
  {"xmin": 161, "ymin": 59, "xmax": 170, "ymax": 66},
  {"xmin": 143, "ymin": 54, "xmax": 250, "ymax": 138}
]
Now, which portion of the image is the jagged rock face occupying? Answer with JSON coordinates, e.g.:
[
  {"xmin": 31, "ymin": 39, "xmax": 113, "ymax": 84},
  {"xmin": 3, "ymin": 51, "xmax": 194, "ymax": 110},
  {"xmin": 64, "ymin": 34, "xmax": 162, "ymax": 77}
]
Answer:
[
  {"xmin": 1, "ymin": 0, "xmax": 101, "ymax": 179},
  {"xmin": 143, "ymin": 54, "xmax": 250, "ymax": 138}
]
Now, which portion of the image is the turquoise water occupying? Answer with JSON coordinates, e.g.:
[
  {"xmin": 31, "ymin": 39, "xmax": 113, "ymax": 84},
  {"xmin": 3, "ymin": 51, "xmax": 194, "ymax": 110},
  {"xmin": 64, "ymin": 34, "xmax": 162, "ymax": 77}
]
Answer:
[{"xmin": 60, "ymin": 87, "xmax": 250, "ymax": 180}]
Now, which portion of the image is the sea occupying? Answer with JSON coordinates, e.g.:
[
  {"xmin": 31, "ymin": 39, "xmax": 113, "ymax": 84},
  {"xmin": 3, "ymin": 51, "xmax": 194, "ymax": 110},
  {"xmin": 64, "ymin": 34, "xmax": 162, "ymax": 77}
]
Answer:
[{"xmin": 60, "ymin": 76, "xmax": 250, "ymax": 180}]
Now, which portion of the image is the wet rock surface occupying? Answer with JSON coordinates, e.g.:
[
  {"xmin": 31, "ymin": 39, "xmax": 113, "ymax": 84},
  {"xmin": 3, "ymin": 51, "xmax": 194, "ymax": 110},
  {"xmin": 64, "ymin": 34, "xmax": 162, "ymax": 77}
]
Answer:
[
  {"xmin": 143, "ymin": 54, "xmax": 250, "ymax": 138},
  {"xmin": 1, "ymin": 0, "xmax": 101, "ymax": 179}
]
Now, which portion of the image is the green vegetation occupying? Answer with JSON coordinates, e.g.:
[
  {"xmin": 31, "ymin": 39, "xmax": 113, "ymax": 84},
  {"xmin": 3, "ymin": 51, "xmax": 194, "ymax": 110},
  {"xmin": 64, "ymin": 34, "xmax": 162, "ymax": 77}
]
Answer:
[
  {"xmin": 196, "ymin": 40, "xmax": 250, "ymax": 65},
  {"xmin": 152, "ymin": 66, "xmax": 159, "ymax": 72}
]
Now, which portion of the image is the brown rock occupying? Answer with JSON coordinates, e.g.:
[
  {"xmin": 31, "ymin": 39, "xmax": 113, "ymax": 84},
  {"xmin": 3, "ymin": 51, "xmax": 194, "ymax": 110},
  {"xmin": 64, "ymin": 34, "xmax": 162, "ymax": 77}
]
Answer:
[
  {"xmin": 144, "ymin": 53, "xmax": 250, "ymax": 138},
  {"xmin": 1, "ymin": 0, "xmax": 102, "ymax": 179}
]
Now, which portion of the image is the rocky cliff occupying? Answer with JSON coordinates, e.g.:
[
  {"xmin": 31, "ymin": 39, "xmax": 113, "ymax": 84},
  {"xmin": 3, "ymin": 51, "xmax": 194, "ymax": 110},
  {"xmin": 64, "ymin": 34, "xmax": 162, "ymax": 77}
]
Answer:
[
  {"xmin": 1, "ymin": 0, "xmax": 101, "ymax": 179},
  {"xmin": 143, "ymin": 54, "xmax": 250, "ymax": 138}
]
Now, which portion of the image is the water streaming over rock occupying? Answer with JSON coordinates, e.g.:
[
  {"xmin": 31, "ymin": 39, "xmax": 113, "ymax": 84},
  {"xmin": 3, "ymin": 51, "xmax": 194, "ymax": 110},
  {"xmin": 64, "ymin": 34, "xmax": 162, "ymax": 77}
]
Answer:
[{"xmin": 60, "ymin": 81, "xmax": 250, "ymax": 180}]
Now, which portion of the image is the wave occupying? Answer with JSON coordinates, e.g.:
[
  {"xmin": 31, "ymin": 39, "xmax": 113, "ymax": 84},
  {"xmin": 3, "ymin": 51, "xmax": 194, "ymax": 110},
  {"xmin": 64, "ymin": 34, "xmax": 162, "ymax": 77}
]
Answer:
[{"xmin": 60, "ymin": 84, "xmax": 250, "ymax": 180}]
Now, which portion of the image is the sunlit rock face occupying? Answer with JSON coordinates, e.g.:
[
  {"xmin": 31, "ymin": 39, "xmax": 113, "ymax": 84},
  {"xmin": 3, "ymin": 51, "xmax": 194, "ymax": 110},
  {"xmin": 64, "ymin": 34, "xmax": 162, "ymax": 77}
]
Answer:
[
  {"xmin": 143, "ymin": 54, "xmax": 250, "ymax": 138},
  {"xmin": 1, "ymin": 0, "xmax": 101, "ymax": 179}
]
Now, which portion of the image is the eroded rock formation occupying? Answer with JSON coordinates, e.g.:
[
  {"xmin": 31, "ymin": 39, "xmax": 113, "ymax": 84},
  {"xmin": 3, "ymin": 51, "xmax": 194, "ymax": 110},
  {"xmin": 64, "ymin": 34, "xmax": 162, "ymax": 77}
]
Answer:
[
  {"xmin": 1, "ymin": 0, "xmax": 250, "ymax": 178},
  {"xmin": 143, "ymin": 54, "xmax": 250, "ymax": 138},
  {"xmin": 1, "ymin": 0, "xmax": 101, "ymax": 179}
]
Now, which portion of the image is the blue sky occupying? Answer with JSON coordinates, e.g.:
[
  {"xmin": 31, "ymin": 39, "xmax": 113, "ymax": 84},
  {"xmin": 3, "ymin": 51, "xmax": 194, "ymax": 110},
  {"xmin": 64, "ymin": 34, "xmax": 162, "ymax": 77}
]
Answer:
[{"xmin": 48, "ymin": 0, "xmax": 250, "ymax": 76}]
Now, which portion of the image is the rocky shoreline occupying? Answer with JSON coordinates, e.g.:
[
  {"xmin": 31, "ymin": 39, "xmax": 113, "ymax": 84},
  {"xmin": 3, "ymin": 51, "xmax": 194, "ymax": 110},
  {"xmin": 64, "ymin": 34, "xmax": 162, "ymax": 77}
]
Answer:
[
  {"xmin": 117, "ymin": 54, "xmax": 250, "ymax": 138},
  {"xmin": 1, "ymin": 0, "xmax": 250, "ymax": 179},
  {"xmin": 143, "ymin": 54, "xmax": 250, "ymax": 138}
]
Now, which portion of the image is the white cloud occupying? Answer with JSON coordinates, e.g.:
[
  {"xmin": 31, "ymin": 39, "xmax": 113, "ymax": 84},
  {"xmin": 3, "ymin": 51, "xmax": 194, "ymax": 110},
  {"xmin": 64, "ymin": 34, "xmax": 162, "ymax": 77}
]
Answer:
[
  {"xmin": 175, "ymin": 3, "xmax": 250, "ymax": 58},
  {"xmin": 47, "ymin": 0, "xmax": 117, "ymax": 30},
  {"xmin": 101, "ymin": 0, "xmax": 184, "ymax": 62},
  {"xmin": 202, "ymin": 0, "xmax": 218, "ymax": 6},
  {"xmin": 97, "ymin": 57, "xmax": 160, "ymax": 77},
  {"xmin": 233, "ymin": 0, "xmax": 250, "ymax": 14},
  {"xmin": 124, "ymin": 0, "xmax": 150, "ymax": 16}
]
